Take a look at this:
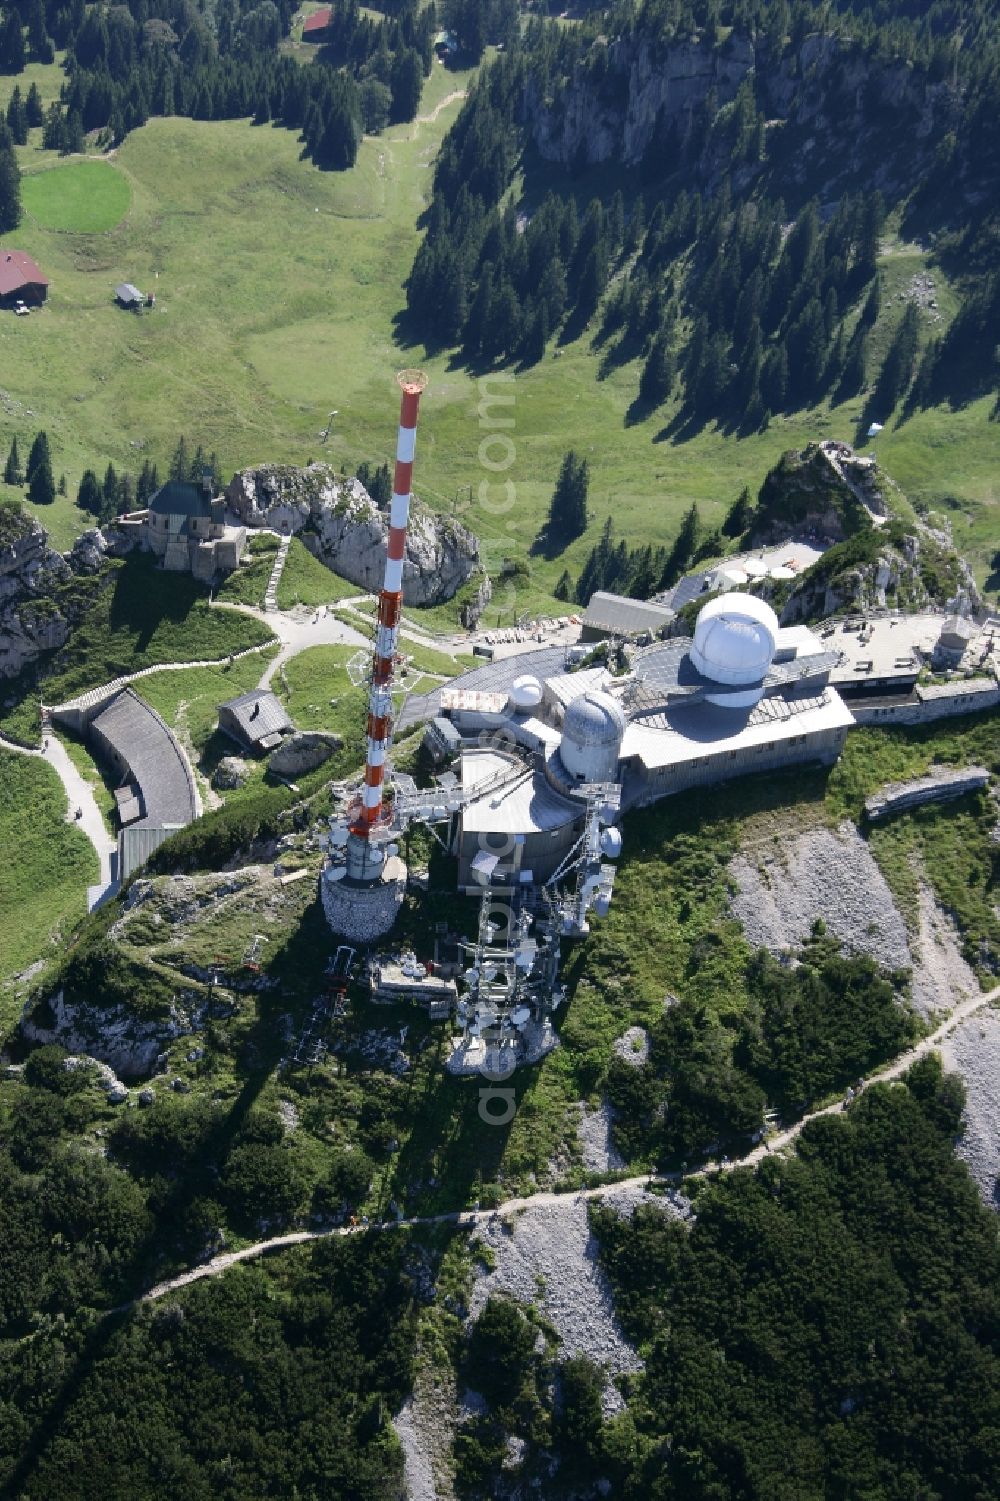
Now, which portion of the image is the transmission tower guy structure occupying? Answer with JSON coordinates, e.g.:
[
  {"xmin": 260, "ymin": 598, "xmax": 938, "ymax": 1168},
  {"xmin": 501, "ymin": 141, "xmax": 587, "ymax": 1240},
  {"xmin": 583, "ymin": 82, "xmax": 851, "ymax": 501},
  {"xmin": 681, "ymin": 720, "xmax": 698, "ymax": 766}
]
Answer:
[{"xmin": 321, "ymin": 370, "xmax": 428, "ymax": 944}]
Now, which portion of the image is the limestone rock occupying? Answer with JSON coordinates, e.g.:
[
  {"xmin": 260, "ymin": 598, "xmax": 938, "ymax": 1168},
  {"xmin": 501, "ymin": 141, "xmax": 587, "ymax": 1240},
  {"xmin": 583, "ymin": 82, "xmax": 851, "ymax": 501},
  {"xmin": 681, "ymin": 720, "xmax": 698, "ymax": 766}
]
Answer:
[
  {"xmin": 269, "ymin": 729, "xmax": 342, "ymax": 778},
  {"xmin": 460, "ymin": 573, "xmax": 493, "ymax": 629},
  {"xmin": 101, "ymin": 522, "xmax": 138, "ymax": 558},
  {"xmin": 69, "ymin": 528, "xmax": 109, "ymax": 575},
  {"xmin": 0, "ymin": 504, "xmax": 106, "ymax": 680},
  {"xmin": 226, "ymin": 463, "xmax": 479, "ymax": 606},
  {"xmin": 212, "ymin": 755, "xmax": 252, "ymax": 790},
  {"xmin": 522, "ymin": 26, "xmax": 956, "ymax": 200},
  {"xmin": 21, "ymin": 988, "xmax": 185, "ymax": 1079}
]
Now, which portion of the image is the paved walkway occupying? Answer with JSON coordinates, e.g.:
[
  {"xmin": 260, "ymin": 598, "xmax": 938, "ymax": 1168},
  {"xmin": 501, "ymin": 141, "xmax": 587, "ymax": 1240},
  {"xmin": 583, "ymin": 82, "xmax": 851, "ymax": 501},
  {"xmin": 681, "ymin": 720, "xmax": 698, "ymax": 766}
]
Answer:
[
  {"xmin": 123, "ymin": 981, "xmax": 999, "ymax": 1312},
  {"xmin": 0, "ymin": 727, "xmax": 118, "ymax": 903},
  {"xmin": 211, "ymin": 600, "xmax": 370, "ymax": 689}
]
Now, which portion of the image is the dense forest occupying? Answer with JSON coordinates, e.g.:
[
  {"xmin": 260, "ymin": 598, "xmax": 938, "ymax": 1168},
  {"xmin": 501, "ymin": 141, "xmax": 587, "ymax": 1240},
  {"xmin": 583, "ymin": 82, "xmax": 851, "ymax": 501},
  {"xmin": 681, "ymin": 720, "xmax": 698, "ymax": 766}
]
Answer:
[
  {"xmin": 424, "ymin": 1058, "xmax": 1000, "ymax": 1499},
  {"xmin": 589, "ymin": 1058, "xmax": 1000, "ymax": 1500},
  {"xmin": 406, "ymin": 0, "xmax": 1000, "ymax": 438},
  {"xmin": 0, "ymin": 0, "xmax": 442, "ymax": 172}
]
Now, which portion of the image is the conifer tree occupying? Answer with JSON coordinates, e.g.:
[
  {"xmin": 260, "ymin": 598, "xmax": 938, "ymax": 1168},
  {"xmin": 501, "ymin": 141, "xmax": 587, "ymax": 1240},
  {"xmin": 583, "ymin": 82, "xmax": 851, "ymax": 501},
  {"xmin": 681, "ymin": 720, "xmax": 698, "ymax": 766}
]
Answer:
[
  {"xmin": 26, "ymin": 430, "xmax": 50, "ymax": 482},
  {"xmin": 722, "ymin": 486, "xmax": 755, "ymax": 538},
  {"xmin": 543, "ymin": 452, "xmax": 589, "ymax": 551},
  {"xmin": 26, "ymin": 433, "xmax": 54, "ymax": 505},
  {"xmin": 77, "ymin": 469, "xmax": 103, "ymax": 516},
  {"xmin": 761, "ymin": 344, "xmax": 788, "ymax": 412},
  {"xmin": 660, "ymin": 503, "xmax": 700, "ymax": 588},
  {"xmin": 875, "ymin": 303, "xmax": 920, "ymax": 410},
  {"xmin": 103, "ymin": 462, "xmax": 120, "ymax": 513},
  {"xmin": 0, "ymin": 141, "xmax": 20, "ymax": 233},
  {"xmin": 840, "ymin": 326, "xmax": 868, "ymax": 396},
  {"xmin": 4, "ymin": 436, "xmax": 20, "ymax": 486},
  {"xmin": 6, "ymin": 86, "xmax": 27, "ymax": 145},
  {"xmin": 25, "ymin": 82, "xmax": 42, "ymax": 128},
  {"xmin": 169, "ymin": 437, "xmax": 189, "ymax": 481},
  {"xmin": 0, "ymin": 11, "xmax": 25, "ymax": 75}
]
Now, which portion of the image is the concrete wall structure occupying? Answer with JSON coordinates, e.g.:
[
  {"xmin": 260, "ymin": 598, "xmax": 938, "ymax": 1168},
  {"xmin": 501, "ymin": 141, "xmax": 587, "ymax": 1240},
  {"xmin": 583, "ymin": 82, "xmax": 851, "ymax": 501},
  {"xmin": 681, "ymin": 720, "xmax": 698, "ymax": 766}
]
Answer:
[{"xmin": 850, "ymin": 676, "xmax": 1000, "ymax": 726}]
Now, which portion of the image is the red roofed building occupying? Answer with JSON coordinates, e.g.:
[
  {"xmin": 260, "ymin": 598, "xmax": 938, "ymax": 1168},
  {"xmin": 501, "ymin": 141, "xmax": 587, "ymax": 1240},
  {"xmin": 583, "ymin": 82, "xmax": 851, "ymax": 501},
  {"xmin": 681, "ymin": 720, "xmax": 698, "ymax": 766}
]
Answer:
[
  {"xmin": 303, "ymin": 6, "xmax": 333, "ymax": 40},
  {"xmin": 0, "ymin": 251, "xmax": 49, "ymax": 308}
]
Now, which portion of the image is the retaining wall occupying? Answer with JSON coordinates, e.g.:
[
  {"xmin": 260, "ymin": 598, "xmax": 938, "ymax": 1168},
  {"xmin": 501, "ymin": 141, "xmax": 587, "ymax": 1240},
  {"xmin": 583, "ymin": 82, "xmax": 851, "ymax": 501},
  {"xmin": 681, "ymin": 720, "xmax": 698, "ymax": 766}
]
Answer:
[{"xmin": 849, "ymin": 676, "xmax": 1000, "ymax": 727}]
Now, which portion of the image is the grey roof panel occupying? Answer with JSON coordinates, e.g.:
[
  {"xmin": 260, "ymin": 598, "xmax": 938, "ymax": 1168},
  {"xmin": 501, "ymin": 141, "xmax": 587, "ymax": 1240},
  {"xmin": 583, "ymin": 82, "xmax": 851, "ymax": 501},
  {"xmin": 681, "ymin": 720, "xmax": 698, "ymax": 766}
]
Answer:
[
  {"xmin": 582, "ymin": 591, "xmax": 674, "ymax": 636},
  {"xmin": 219, "ymin": 689, "xmax": 293, "ymax": 745},
  {"xmin": 90, "ymin": 689, "xmax": 198, "ymax": 830},
  {"xmin": 149, "ymin": 480, "xmax": 213, "ymax": 519}
]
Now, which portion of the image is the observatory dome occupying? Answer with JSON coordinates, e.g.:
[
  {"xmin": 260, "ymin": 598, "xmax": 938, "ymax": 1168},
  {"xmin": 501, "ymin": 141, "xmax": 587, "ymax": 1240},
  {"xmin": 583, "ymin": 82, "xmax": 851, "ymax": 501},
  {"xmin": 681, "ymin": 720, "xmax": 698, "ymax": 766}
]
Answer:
[
  {"xmin": 690, "ymin": 592, "xmax": 778, "ymax": 707},
  {"xmin": 560, "ymin": 690, "xmax": 626, "ymax": 782},
  {"xmin": 509, "ymin": 674, "xmax": 543, "ymax": 712}
]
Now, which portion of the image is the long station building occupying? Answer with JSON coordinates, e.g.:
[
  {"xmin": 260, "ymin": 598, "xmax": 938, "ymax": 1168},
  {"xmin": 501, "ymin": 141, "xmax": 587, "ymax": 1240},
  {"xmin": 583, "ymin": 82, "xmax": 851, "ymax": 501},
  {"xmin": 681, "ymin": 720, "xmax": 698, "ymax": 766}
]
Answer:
[{"xmin": 420, "ymin": 593, "xmax": 854, "ymax": 893}]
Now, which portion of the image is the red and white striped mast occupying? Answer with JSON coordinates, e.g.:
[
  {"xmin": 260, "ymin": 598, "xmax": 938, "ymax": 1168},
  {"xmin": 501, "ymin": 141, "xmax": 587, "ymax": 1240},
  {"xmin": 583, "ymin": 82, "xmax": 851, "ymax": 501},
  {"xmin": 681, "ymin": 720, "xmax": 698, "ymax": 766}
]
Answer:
[{"xmin": 346, "ymin": 369, "xmax": 428, "ymax": 881}]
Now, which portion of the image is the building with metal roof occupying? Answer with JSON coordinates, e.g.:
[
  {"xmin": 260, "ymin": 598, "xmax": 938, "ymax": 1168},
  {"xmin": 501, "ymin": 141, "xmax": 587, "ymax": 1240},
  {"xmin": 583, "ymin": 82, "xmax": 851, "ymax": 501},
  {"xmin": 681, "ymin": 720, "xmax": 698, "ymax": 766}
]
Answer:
[
  {"xmin": 428, "ymin": 593, "xmax": 858, "ymax": 871},
  {"xmin": 115, "ymin": 283, "xmax": 145, "ymax": 309},
  {"xmin": 218, "ymin": 689, "xmax": 293, "ymax": 753},
  {"xmin": 581, "ymin": 591, "xmax": 674, "ymax": 642},
  {"xmin": 83, "ymin": 688, "xmax": 200, "ymax": 880},
  {"xmin": 303, "ymin": 6, "xmax": 333, "ymax": 38},
  {"xmin": 454, "ymin": 748, "xmax": 586, "ymax": 891},
  {"xmin": 0, "ymin": 251, "xmax": 49, "ymax": 307}
]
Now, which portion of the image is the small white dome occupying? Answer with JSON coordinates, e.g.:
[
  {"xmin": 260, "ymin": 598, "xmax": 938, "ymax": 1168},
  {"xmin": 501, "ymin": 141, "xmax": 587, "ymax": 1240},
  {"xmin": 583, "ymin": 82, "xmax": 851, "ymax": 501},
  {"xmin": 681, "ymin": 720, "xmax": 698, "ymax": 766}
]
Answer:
[
  {"xmin": 509, "ymin": 674, "xmax": 543, "ymax": 711},
  {"xmin": 560, "ymin": 690, "xmax": 625, "ymax": 782},
  {"xmin": 691, "ymin": 593, "xmax": 778, "ymax": 691}
]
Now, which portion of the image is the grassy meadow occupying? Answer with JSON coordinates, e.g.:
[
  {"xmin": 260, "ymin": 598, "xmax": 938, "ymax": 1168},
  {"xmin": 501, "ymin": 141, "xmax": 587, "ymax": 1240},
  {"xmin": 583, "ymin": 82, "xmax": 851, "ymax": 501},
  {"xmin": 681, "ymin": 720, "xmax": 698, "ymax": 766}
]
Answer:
[
  {"xmin": 20, "ymin": 159, "xmax": 132, "ymax": 232},
  {"xmin": 0, "ymin": 52, "xmax": 994, "ymax": 603},
  {"xmin": 276, "ymin": 536, "xmax": 360, "ymax": 609},
  {"xmin": 0, "ymin": 749, "xmax": 97, "ymax": 1008}
]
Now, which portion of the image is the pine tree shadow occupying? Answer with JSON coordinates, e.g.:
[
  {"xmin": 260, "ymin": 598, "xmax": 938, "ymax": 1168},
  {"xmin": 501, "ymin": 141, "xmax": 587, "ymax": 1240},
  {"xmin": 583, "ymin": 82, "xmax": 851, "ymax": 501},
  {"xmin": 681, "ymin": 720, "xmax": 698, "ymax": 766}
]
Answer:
[{"xmin": 654, "ymin": 404, "xmax": 710, "ymax": 445}]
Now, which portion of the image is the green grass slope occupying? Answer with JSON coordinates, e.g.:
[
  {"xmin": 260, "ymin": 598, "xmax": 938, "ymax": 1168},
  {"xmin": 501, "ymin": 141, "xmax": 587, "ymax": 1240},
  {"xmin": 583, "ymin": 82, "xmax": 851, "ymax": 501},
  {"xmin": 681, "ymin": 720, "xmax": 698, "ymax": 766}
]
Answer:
[
  {"xmin": 20, "ymin": 160, "xmax": 132, "ymax": 233},
  {"xmin": 0, "ymin": 749, "xmax": 97, "ymax": 1006}
]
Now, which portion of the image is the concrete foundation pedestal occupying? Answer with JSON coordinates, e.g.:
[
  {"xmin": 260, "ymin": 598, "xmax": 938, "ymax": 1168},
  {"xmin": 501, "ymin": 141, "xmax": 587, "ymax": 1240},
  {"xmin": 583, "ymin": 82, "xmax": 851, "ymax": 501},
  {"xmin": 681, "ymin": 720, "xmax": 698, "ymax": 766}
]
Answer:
[{"xmin": 320, "ymin": 855, "xmax": 407, "ymax": 943}]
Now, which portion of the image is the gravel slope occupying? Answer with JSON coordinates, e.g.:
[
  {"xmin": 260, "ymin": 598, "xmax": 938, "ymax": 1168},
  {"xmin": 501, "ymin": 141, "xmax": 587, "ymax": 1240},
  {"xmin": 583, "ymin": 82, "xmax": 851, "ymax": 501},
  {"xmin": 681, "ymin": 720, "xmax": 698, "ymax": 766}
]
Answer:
[
  {"xmin": 469, "ymin": 1185, "xmax": 683, "ymax": 1415},
  {"xmin": 941, "ymin": 1008, "xmax": 1000, "ymax": 1209},
  {"xmin": 909, "ymin": 882, "xmax": 978, "ymax": 1020},
  {"xmin": 729, "ymin": 822, "xmax": 911, "ymax": 972}
]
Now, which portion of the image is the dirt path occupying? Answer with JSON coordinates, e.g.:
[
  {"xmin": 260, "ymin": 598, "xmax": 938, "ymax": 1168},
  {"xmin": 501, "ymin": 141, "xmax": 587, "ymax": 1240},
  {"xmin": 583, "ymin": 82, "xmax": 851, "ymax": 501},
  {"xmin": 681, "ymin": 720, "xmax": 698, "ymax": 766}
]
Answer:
[
  {"xmin": 416, "ymin": 90, "xmax": 467, "ymax": 125},
  {"xmin": 122, "ymin": 982, "xmax": 999, "ymax": 1312}
]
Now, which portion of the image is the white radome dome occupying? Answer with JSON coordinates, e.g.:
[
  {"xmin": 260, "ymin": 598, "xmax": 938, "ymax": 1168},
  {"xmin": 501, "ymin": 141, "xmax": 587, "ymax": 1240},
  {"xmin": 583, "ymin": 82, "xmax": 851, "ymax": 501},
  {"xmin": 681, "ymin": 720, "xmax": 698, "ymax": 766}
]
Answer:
[
  {"xmin": 691, "ymin": 592, "xmax": 778, "ymax": 706},
  {"xmin": 509, "ymin": 674, "xmax": 543, "ymax": 711},
  {"xmin": 560, "ymin": 690, "xmax": 626, "ymax": 782}
]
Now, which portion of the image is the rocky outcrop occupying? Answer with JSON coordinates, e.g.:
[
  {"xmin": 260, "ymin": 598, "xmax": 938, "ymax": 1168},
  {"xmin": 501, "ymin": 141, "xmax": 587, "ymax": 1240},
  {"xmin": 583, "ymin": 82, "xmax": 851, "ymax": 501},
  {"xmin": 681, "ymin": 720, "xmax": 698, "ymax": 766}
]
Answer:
[
  {"xmin": 522, "ymin": 26, "xmax": 958, "ymax": 200},
  {"xmin": 269, "ymin": 729, "xmax": 341, "ymax": 778},
  {"xmin": 20, "ymin": 988, "xmax": 186, "ymax": 1079},
  {"xmin": 0, "ymin": 504, "xmax": 73, "ymax": 680},
  {"xmin": 68, "ymin": 528, "xmax": 110, "ymax": 574},
  {"xmin": 227, "ymin": 464, "xmax": 480, "ymax": 606},
  {"xmin": 864, "ymin": 767, "xmax": 991, "ymax": 822},
  {"xmin": 460, "ymin": 573, "xmax": 493, "ymax": 629},
  {"xmin": 751, "ymin": 442, "xmax": 886, "ymax": 545},
  {"xmin": 746, "ymin": 442, "xmax": 976, "ymax": 624},
  {"xmin": 776, "ymin": 523, "xmax": 977, "ymax": 624},
  {"xmin": 212, "ymin": 755, "xmax": 251, "ymax": 790}
]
